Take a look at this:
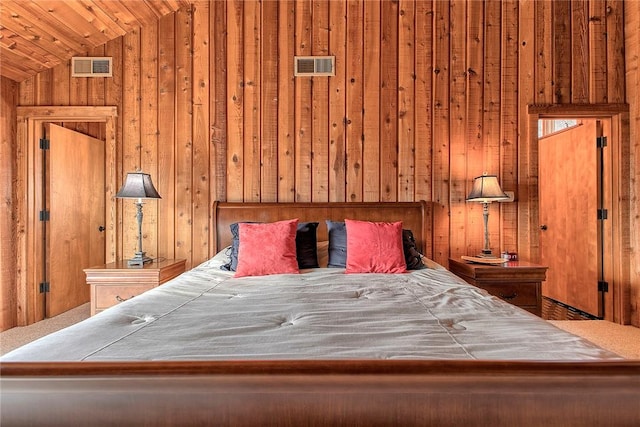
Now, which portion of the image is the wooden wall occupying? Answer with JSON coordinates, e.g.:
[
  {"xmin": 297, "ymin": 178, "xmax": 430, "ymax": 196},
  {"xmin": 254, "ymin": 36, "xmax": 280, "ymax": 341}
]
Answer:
[
  {"xmin": 624, "ymin": 1, "xmax": 640, "ymax": 327},
  {"xmin": 5, "ymin": 0, "xmax": 638, "ymax": 326},
  {"xmin": 1, "ymin": 77, "xmax": 18, "ymax": 329}
]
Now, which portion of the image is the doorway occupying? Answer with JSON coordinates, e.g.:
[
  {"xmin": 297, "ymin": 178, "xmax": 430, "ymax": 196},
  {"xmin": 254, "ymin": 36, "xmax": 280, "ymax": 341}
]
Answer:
[
  {"xmin": 538, "ymin": 119, "xmax": 610, "ymax": 318},
  {"xmin": 43, "ymin": 123, "xmax": 106, "ymax": 317},
  {"xmin": 14, "ymin": 106, "xmax": 118, "ymax": 326},
  {"xmin": 526, "ymin": 104, "xmax": 631, "ymax": 324}
]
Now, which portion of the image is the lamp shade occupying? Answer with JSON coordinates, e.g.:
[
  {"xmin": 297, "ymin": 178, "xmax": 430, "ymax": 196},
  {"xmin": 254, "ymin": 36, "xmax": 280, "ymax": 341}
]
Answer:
[
  {"xmin": 466, "ymin": 174, "xmax": 508, "ymax": 203},
  {"xmin": 116, "ymin": 172, "xmax": 161, "ymax": 199}
]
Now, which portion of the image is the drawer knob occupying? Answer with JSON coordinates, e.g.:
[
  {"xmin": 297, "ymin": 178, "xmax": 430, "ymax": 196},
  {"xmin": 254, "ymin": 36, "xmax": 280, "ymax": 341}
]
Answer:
[
  {"xmin": 115, "ymin": 295, "xmax": 134, "ymax": 302},
  {"xmin": 500, "ymin": 292, "xmax": 518, "ymax": 300}
]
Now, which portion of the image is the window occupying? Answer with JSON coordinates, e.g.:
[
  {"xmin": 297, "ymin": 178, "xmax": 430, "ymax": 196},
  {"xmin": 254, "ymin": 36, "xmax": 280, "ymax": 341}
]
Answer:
[{"xmin": 538, "ymin": 119, "xmax": 580, "ymax": 137}]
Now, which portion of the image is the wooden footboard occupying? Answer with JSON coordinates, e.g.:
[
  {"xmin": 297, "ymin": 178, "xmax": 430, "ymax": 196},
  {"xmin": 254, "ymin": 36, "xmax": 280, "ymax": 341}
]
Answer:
[{"xmin": 2, "ymin": 360, "xmax": 639, "ymax": 426}]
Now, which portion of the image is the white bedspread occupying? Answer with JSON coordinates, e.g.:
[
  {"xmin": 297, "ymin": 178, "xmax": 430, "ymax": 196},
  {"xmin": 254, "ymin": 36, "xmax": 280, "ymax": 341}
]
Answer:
[{"xmin": 1, "ymin": 254, "xmax": 620, "ymax": 361}]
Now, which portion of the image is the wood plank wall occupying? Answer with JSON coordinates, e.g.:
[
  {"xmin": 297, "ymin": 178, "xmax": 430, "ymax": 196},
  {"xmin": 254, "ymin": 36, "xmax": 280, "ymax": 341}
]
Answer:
[
  {"xmin": 624, "ymin": 1, "xmax": 640, "ymax": 328},
  {"xmin": 1, "ymin": 77, "xmax": 18, "ymax": 329},
  {"xmin": 6, "ymin": 0, "xmax": 638, "ymax": 326}
]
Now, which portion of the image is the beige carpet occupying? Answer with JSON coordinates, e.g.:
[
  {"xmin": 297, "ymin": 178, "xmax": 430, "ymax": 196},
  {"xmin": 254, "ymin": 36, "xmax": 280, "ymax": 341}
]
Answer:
[
  {"xmin": 2, "ymin": 304, "xmax": 639, "ymax": 359},
  {"xmin": 0, "ymin": 303, "xmax": 90, "ymax": 356},
  {"xmin": 549, "ymin": 320, "xmax": 640, "ymax": 359}
]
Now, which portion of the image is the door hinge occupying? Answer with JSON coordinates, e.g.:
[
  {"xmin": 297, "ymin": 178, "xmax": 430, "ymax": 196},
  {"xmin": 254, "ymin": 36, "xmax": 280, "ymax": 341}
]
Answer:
[
  {"xmin": 598, "ymin": 281, "xmax": 609, "ymax": 292},
  {"xmin": 39, "ymin": 282, "xmax": 50, "ymax": 293},
  {"xmin": 597, "ymin": 209, "xmax": 608, "ymax": 220},
  {"xmin": 39, "ymin": 210, "xmax": 50, "ymax": 221},
  {"xmin": 40, "ymin": 138, "xmax": 50, "ymax": 150},
  {"xmin": 596, "ymin": 136, "xmax": 607, "ymax": 148}
]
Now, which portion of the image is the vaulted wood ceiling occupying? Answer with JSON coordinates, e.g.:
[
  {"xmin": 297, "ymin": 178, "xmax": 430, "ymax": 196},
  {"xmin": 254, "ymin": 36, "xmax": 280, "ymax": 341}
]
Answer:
[{"xmin": 0, "ymin": 0, "xmax": 190, "ymax": 82}]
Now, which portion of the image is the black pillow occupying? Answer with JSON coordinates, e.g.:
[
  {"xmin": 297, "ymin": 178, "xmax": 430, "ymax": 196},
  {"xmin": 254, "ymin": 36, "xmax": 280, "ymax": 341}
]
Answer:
[
  {"xmin": 221, "ymin": 221, "xmax": 319, "ymax": 271},
  {"xmin": 402, "ymin": 229, "xmax": 426, "ymax": 270},
  {"xmin": 296, "ymin": 222, "xmax": 320, "ymax": 268},
  {"xmin": 326, "ymin": 220, "xmax": 347, "ymax": 268},
  {"xmin": 325, "ymin": 220, "xmax": 425, "ymax": 270}
]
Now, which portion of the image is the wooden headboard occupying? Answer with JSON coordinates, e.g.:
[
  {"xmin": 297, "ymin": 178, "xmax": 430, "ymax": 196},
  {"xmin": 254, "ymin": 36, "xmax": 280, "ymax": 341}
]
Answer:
[{"xmin": 213, "ymin": 201, "xmax": 433, "ymax": 259}]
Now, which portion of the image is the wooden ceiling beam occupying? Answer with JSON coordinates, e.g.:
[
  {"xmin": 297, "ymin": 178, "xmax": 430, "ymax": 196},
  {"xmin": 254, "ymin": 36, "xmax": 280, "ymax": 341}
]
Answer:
[
  {"xmin": 26, "ymin": 1, "xmax": 113, "ymax": 46},
  {"xmin": 90, "ymin": 0, "xmax": 145, "ymax": 33},
  {"xmin": 0, "ymin": 0, "xmax": 189, "ymax": 82},
  {"xmin": 2, "ymin": 1, "xmax": 91, "ymax": 56},
  {"xmin": 0, "ymin": 48, "xmax": 43, "ymax": 81},
  {"xmin": 119, "ymin": 1, "xmax": 161, "ymax": 25},
  {"xmin": 0, "ymin": 25, "xmax": 61, "ymax": 70},
  {"xmin": 73, "ymin": 0, "xmax": 128, "ymax": 39}
]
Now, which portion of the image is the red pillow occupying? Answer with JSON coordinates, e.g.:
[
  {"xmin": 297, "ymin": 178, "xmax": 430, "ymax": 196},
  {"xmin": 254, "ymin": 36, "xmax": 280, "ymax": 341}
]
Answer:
[
  {"xmin": 234, "ymin": 219, "xmax": 300, "ymax": 277},
  {"xmin": 344, "ymin": 219, "xmax": 407, "ymax": 273}
]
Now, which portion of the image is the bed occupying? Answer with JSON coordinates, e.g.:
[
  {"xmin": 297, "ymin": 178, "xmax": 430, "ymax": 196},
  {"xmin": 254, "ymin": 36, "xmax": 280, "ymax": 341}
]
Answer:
[{"xmin": 1, "ymin": 202, "xmax": 639, "ymax": 425}]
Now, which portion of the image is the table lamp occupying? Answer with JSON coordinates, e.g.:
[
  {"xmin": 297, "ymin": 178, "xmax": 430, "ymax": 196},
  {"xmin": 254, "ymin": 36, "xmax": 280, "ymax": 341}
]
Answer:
[
  {"xmin": 466, "ymin": 173, "xmax": 509, "ymax": 257},
  {"xmin": 116, "ymin": 172, "xmax": 161, "ymax": 266}
]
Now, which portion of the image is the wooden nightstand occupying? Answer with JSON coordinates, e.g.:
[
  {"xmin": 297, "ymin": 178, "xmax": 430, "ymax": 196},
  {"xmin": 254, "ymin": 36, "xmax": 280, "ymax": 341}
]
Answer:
[
  {"xmin": 448, "ymin": 258, "xmax": 548, "ymax": 316},
  {"xmin": 84, "ymin": 259, "xmax": 186, "ymax": 316}
]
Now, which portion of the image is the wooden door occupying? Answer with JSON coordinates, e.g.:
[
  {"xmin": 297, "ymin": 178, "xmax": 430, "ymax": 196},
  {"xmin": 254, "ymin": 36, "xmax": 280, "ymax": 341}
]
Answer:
[
  {"xmin": 539, "ymin": 120, "xmax": 602, "ymax": 317},
  {"xmin": 46, "ymin": 124, "xmax": 105, "ymax": 317}
]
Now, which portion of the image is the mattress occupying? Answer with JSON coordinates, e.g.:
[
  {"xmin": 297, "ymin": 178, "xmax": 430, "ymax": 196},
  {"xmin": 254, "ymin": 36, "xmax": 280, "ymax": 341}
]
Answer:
[{"xmin": 1, "ymin": 252, "xmax": 621, "ymax": 361}]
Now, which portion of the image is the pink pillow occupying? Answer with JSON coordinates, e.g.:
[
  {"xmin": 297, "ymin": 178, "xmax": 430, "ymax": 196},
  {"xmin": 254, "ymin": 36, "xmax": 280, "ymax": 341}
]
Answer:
[
  {"xmin": 234, "ymin": 219, "xmax": 300, "ymax": 277},
  {"xmin": 344, "ymin": 219, "xmax": 407, "ymax": 273}
]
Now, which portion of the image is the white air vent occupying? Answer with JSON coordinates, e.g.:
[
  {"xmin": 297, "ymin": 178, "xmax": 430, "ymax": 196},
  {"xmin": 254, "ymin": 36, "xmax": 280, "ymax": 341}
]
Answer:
[
  {"xmin": 294, "ymin": 56, "xmax": 335, "ymax": 76},
  {"xmin": 71, "ymin": 57, "xmax": 113, "ymax": 77}
]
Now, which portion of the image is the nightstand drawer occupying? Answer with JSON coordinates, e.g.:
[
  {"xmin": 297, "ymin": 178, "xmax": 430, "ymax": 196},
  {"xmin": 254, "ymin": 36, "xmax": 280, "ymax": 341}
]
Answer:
[
  {"xmin": 448, "ymin": 258, "xmax": 547, "ymax": 317},
  {"xmin": 478, "ymin": 283, "xmax": 538, "ymax": 307},
  {"xmin": 85, "ymin": 259, "xmax": 186, "ymax": 316},
  {"xmin": 94, "ymin": 284, "xmax": 155, "ymax": 310}
]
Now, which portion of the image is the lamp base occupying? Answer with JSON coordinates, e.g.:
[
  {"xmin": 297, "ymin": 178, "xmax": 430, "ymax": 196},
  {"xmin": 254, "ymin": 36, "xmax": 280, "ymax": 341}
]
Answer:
[{"xmin": 127, "ymin": 252, "xmax": 153, "ymax": 267}]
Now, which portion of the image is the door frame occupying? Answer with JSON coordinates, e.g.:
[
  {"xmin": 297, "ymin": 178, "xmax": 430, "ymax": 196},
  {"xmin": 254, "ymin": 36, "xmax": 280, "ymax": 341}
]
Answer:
[
  {"xmin": 15, "ymin": 106, "xmax": 117, "ymax": 326},
  {"xmin": 525, "ymin": 104, "xmax": 631, "ymax": 324}
]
